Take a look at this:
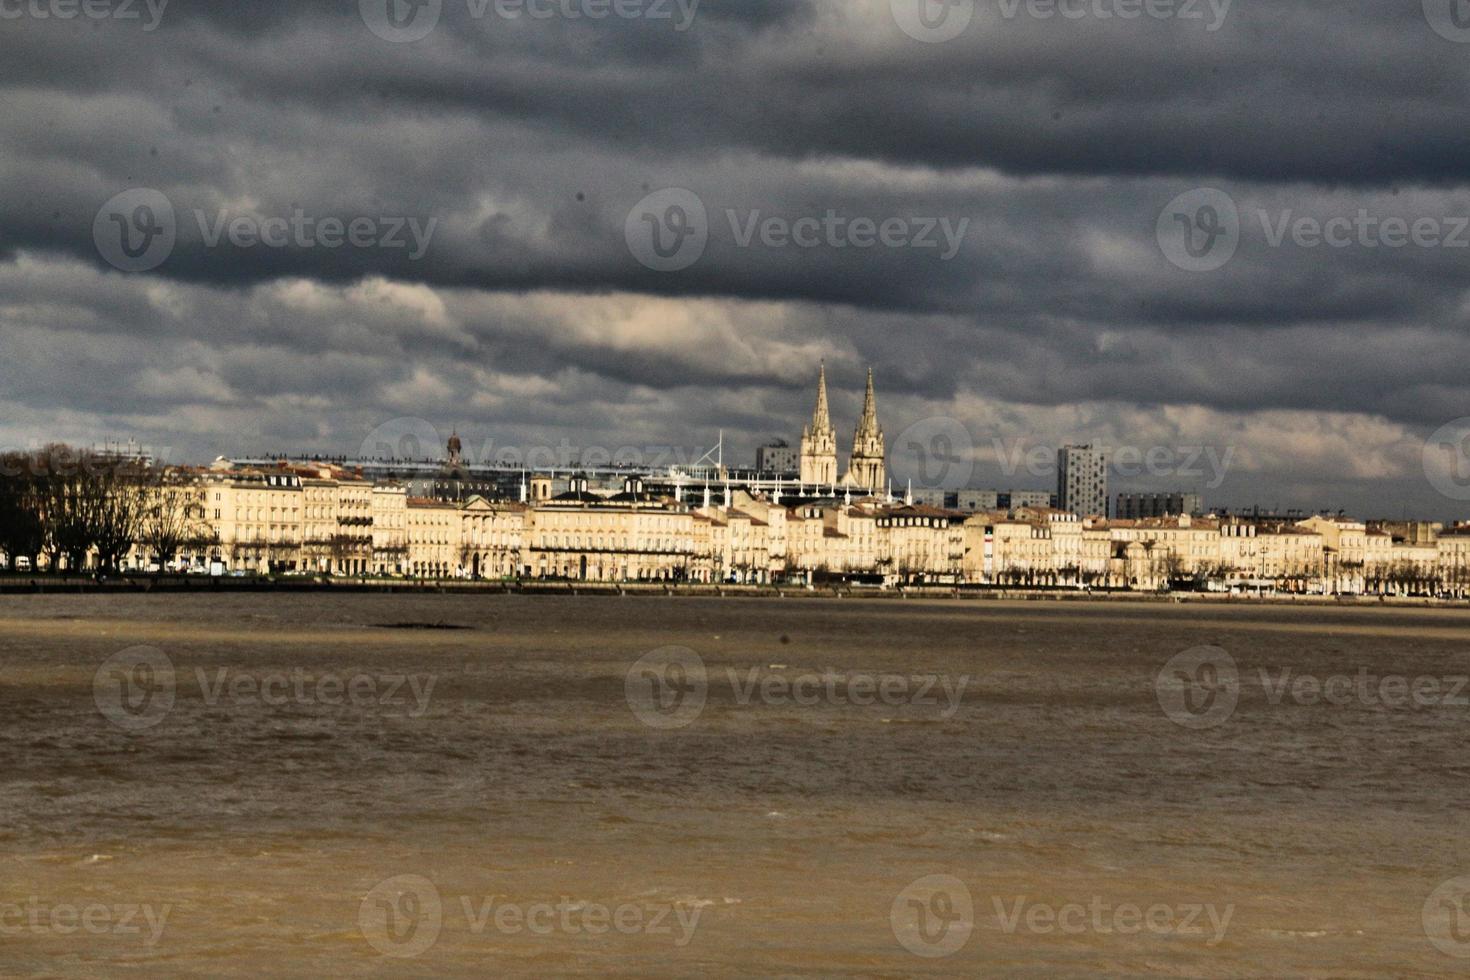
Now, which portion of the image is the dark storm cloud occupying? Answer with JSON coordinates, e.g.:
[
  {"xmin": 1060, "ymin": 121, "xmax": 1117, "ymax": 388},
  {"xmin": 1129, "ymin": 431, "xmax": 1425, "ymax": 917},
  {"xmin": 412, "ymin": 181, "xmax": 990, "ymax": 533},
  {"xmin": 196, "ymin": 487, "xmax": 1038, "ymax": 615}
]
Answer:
[{"xmin": 3, "ymin": 0, "xmax": 1470, "ymax": 516}]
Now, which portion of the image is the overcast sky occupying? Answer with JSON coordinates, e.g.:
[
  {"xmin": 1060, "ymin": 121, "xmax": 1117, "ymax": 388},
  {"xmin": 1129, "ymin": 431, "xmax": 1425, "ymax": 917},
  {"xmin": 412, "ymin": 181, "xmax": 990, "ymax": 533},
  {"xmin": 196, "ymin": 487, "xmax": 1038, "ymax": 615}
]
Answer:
[{"xmin": 4, "ymin": 0, "xmax": 1470, "ymax": 517}]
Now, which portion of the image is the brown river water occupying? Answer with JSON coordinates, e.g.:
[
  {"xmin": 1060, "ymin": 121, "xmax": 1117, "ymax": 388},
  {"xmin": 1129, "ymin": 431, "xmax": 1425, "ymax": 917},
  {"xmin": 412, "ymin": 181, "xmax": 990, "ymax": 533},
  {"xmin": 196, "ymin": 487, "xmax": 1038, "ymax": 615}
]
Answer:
[{"xmin": 1, "ymin": 593, "xmax": 1468, "ymax": 977}]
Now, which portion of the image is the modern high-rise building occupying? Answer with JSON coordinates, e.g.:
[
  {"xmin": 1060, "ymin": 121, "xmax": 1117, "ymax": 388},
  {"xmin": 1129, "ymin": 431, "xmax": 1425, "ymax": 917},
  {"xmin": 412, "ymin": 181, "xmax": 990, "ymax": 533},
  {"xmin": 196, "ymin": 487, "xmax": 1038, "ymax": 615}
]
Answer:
[
  {"xmin": 799, "ymin": 363, "xmax": 838, "ymax": 485},
  {"xmin": 1057, "ymin": 445, "xmax": 1109, "ymax": 517}
]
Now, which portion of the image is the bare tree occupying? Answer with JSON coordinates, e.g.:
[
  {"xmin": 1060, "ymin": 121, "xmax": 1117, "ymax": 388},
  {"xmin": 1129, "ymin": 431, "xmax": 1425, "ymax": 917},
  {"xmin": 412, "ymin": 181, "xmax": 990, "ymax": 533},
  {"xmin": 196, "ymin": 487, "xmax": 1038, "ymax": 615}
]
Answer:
[
  {"xmin": 138, "ymin": 471, "xmax": 211, "ymax": 570},
  {"xmin": 0, "ymin": 451, "xmax": 45, "ymax": 570}
]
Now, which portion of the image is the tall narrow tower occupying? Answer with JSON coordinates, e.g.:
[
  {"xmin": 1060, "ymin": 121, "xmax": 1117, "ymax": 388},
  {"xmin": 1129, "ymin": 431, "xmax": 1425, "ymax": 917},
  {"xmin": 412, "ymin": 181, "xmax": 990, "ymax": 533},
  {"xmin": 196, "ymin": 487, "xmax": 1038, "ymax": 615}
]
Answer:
[
  {"xmin": 846, "ymin": 367, "xmax": 886, "ymax": 492},
  {"xmin": 799, "ymin": 363, "xmax": 838, "ymax": 485}
]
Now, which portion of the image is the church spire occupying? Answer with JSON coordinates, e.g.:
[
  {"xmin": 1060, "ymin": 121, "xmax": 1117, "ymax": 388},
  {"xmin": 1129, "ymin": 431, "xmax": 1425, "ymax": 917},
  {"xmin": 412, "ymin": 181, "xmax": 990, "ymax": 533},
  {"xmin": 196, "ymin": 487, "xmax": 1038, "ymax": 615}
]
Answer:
[
  {"xmin": 855, "ymin": 367, "xmax": 879, "ymax": 440},
  {"xmin": 811, "ymin": 360, "xmax": 833, "ymax": 435},
  {"xmin": 846, "ymin": 366, "xmax": 886, "ymax": 493},
  {"xmin": 800, "ymin": 361, "xmax": 838, "ymax": 486}
]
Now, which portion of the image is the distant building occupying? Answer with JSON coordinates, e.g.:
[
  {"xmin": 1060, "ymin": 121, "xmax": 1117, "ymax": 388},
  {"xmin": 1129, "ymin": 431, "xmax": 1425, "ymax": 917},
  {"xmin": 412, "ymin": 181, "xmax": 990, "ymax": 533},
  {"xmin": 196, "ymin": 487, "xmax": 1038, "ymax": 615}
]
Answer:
[
  {"xmin": 952, "ymin": 491, "xmax": 1000, "ymax": 513},
  {"xmin": 908, "ymin": 489, "xmax": 1053, "ymax": 513},
  {"xmin": 756, "ymin": 440, "xmax": 799, "ymax": 477},
  {"xmin": 1004, "ymin": 490, "xmax": 1056, "ymax": 511},
  {"xmin": 1117, "ymin": 492, "xmax": 1203, "ymax": 520},
  {"xmin": 1057, "ymin": 445, "xmax": 1108, "ymax": 517}
]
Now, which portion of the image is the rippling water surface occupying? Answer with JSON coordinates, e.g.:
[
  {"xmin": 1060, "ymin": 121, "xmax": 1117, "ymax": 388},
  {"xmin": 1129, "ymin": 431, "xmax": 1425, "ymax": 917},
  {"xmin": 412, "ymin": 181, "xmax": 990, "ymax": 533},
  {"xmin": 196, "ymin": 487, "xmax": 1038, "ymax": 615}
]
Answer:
[{"xmin": 1, "ymin": 594, "xmax": 1468, "ymax": 976}]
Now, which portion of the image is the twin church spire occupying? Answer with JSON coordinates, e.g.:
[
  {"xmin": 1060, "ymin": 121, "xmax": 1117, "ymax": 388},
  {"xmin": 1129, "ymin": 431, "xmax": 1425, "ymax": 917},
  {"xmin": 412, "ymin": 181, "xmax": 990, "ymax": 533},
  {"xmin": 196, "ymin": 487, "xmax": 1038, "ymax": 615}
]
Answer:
[{"xmin": 799, "ymin": 362, "xmax": 886, "ymax": 492}]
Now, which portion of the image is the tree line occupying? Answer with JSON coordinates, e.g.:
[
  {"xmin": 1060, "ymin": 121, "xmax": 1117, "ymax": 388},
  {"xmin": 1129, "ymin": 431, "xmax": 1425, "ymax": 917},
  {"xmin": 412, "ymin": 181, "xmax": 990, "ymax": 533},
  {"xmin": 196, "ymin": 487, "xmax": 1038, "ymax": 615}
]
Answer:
[{"xmin": 0, "ymin": 446, "xmax": 214, "ymax": 575}]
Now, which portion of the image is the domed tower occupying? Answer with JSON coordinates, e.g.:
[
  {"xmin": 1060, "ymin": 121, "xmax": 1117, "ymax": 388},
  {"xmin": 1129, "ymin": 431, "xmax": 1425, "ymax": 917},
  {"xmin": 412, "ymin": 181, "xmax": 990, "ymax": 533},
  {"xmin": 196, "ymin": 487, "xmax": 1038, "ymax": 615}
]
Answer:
[
  {"xmin": 799, "ymin": 363, "xmax": 838, "ymax": 486},
  {"xmin": 846, "ymin": 368, "xmax": 886, "ymax": 492}
]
